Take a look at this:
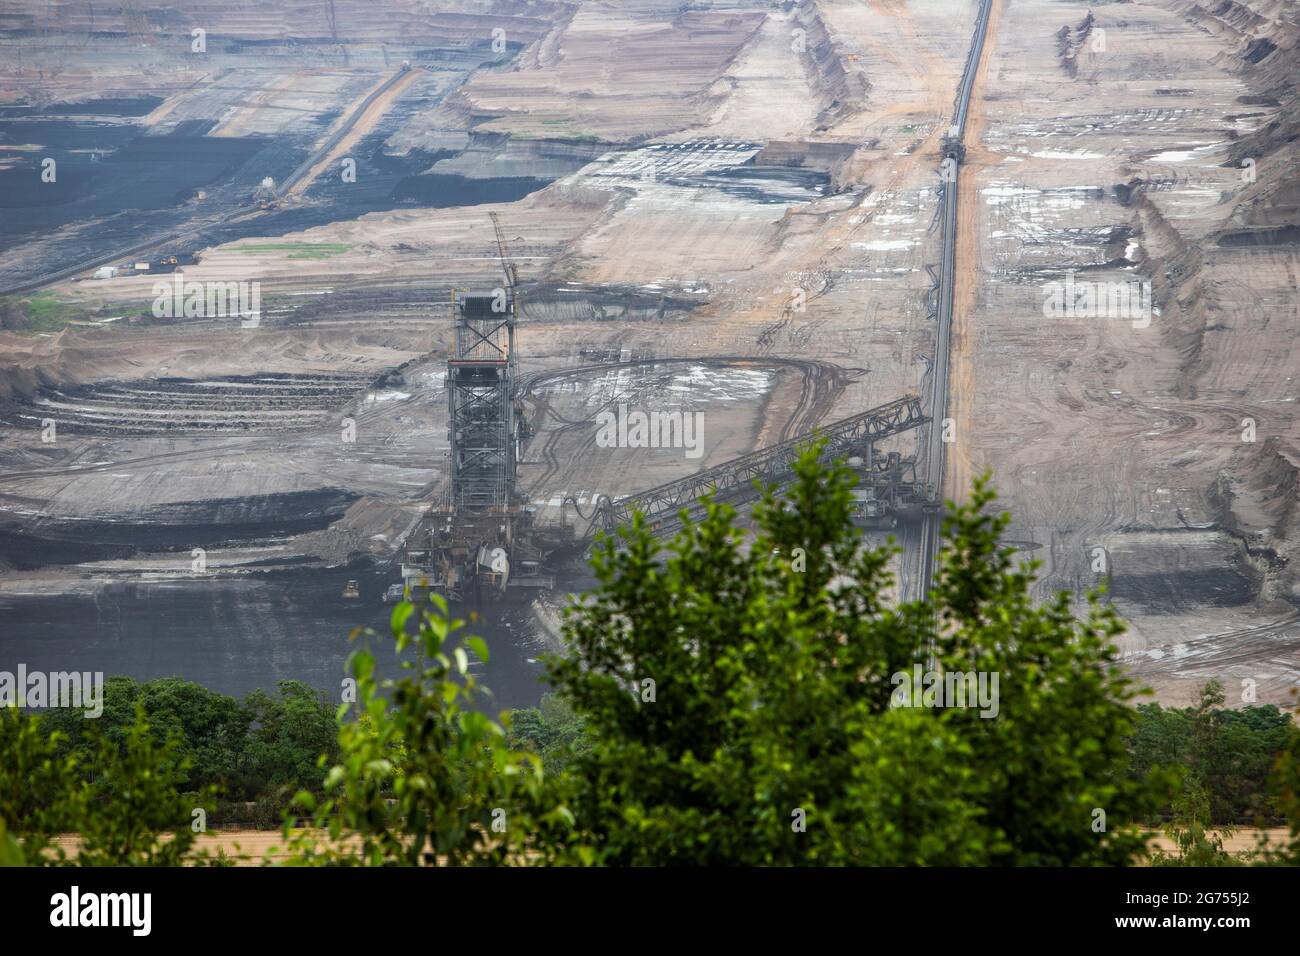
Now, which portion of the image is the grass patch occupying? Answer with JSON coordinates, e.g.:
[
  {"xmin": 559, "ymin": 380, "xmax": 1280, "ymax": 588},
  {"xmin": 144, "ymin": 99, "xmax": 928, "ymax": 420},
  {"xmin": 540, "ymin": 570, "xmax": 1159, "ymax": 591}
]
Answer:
[
  {"xmin": 233, "ymin": 242, "xmax": 351, "ymax": 259},
  {"xmin": 0, "ymin": 294, "xmax": 152, "ymax": 333},
  {"xmin": 4, "ymin": 292, "xmax": 83, "ymax": 332}
]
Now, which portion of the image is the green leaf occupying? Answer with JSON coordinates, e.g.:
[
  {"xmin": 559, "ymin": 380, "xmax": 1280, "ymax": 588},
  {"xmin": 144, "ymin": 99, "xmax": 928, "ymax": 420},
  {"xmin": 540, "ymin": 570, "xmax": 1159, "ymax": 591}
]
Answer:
[
  {"xmin": 390, "ymin": 601, "xmax": 415, "ymax": 638},
  {"xmin": 467, "ymin": 636, "xmax": 490, "ymax": 664}
]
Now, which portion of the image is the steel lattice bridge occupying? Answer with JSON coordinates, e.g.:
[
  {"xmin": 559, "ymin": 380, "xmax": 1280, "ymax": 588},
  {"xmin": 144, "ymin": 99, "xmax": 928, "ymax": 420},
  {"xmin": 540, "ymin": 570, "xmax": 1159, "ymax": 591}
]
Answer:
[{"xmin": 576, "ymin": 394, "xmax": 932, "ymax": 539}]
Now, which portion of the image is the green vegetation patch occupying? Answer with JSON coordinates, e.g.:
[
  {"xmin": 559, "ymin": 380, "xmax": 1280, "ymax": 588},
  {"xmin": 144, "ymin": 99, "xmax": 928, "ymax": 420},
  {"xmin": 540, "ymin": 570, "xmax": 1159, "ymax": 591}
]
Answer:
[
  {"xmin": 233, "ymin": 242, "xmax": 352, "ymax": 260},
  {"xmin": 1, "ymin": 292, "xmax": 84, "ymax": 332}
]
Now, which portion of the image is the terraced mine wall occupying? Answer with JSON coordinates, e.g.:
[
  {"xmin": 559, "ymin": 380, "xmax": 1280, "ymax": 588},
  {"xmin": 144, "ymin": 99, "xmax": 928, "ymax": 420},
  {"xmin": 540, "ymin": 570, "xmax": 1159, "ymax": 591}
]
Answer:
[{"xmin": 0, "ymin": 489, "xmax": 361, "ymax": 569}]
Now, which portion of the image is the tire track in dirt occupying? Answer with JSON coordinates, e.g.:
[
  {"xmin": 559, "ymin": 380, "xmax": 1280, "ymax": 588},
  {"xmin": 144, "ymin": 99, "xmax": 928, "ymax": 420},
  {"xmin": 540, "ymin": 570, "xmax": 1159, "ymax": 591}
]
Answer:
[
  {"xmin": 0, "ymin": 439, "xmax": 261, "ymax": 482},
  {"xmin": 517, "ymin": 356, "xmax": 850, "ymax": 495},
  {"xmin": 1127, "ymin": 613, "xmax": 1300, "ymax": 678}
]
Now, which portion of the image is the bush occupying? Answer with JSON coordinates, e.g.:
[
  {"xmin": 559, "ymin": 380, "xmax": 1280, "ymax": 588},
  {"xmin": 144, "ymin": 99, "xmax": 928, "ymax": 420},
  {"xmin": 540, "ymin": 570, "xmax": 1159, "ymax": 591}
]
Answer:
[
  {"xmin": 0, "ymin": 703, "xmax": 219, "ymax": 866},
  {"xmin": 283, "ymin": 595, "xmax": 576, "ymax": 866}
]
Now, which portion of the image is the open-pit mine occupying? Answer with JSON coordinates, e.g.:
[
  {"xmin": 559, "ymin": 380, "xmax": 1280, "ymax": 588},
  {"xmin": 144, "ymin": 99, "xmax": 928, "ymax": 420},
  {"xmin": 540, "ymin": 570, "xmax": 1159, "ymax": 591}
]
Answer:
[{"xmin": 1, "ymin": 0, "xmax": 1297, "ymax": 712}]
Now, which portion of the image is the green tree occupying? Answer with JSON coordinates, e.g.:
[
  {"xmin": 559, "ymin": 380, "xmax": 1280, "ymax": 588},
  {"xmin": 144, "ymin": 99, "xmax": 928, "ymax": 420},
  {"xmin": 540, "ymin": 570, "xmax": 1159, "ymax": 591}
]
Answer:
[
  {"xmin": 1209, "ymin": 703, "xmax": 1295, "ymax": 822},
  {"xmin": 42, "ymin": 676, "xmax": 340, "ymax": 817},
  {"xmin": 1, "ymin": 704, "xmax": 218, "ymax": 866},
  {"xmin": 0, "ymin": 706, "xmax": 77, "ymax": 864},
  {"xmin": 1152, "ymin": 779, "xmax": 1238, "ymax": 867},
  {"xmin": 70, "ymin": 704, "xmax": 217, "ymax": 866},
  {"xmin": 544, "ymin": 447, "xmax": 1165, "ymax": 864},
  {"xmin": 508, "ymin": 693, "xmax": 590, "ymax": 776},
  {"xmin": 41, "ymin": 675, "xmax": 143, "ymax": 759},
  {"xmin": 1128, "ymin": 689, "xmax": 1297, "ymax": 827},
  {"xmin": 1256, "ymin": 690, "xmax": 1300, "ymax": 865},
  {"xmin": 242, "ymin": 681, "xmax": 340, "ymax": 798},
  {"xmin": 284, "ymin": 595, "xmax": 577, "ymax": 866},
  {"xmin": 1128, "ymin": 702, "xmax": 1189, "ymax": 824}
]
